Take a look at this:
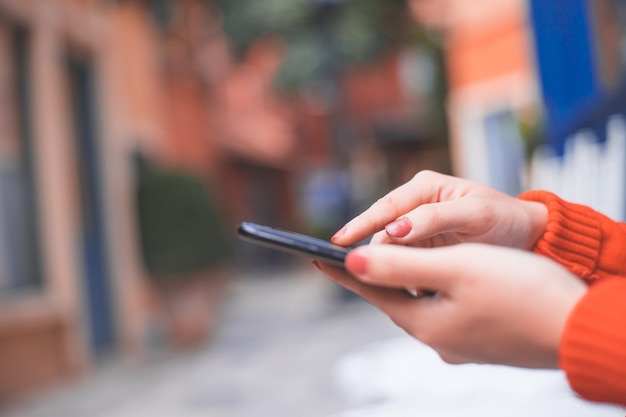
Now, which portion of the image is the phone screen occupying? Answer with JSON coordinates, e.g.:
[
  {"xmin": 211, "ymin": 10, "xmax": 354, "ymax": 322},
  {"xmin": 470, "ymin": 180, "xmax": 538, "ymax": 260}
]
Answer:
[{"xmin": 237, "ymin": 222, "xmax": 349, "ymax": 267}]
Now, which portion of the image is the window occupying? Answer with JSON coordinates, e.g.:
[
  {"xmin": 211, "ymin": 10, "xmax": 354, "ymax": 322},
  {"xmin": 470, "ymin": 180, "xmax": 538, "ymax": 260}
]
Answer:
[
  {"xmin": 484, "ymin": 109, "xmax": 525, "ymax": 196},
  {"xmin": 0, "ymin": 19, "xmax": 42, "ymax": 293}
]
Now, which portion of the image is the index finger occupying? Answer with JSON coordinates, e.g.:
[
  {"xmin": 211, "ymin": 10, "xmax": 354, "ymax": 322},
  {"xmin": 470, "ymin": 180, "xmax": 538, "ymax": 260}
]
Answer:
[
  {"xmin": 332, "ymin": 171, "xmax": 460, "ymax": 246},
  {"xmin": 346, "ymin": 244, "xmax": 461, "ymax": 292},
  {"xmin": 315, "ymin": 260, "xmax": 425, "ymax": 318}
]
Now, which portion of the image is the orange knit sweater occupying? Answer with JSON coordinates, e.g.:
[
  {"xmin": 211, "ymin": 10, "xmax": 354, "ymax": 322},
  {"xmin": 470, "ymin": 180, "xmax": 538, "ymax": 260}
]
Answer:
[{"xmin": 519, "ymin": 190, "xmax": 626, "ymax": 406}]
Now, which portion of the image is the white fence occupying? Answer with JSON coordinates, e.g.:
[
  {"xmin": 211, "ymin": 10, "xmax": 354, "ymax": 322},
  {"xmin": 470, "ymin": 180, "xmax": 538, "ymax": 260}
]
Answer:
[{"xmin": 528, "ymin": 115, "xmax": 626, "ymax": 222}]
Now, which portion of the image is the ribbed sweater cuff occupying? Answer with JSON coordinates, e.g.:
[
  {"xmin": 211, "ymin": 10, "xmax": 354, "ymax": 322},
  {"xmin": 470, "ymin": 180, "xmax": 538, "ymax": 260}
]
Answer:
[
  {"xmin": 559, "ymin": 278, "xmax": 626, "ymax": 404},
  {"xmin": 518, "ymin": 191, "xmax": 602, "ymax": 281}
]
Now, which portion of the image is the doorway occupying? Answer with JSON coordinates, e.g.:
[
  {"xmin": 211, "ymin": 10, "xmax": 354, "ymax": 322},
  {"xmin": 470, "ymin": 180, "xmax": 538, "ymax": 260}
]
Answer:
[{"xmin": 66, "ymin": 54, "xmax": 115, "ymax": 356}]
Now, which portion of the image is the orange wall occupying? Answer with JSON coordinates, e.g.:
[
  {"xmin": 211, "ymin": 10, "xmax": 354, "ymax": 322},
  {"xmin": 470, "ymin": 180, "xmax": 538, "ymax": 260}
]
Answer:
[
  {"xmin": 415, "ymin": 0, "xmax": 538, "ymax": 179},
  {"xmin": 446, "ymin": 11, "xmax": 533, "ymax": 90}
]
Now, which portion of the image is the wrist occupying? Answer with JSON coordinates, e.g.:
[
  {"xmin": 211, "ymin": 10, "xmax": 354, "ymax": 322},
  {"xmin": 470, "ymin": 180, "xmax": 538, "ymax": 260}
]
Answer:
[{"xmin": 520, "ymin": 200, "xmax": 548, "ymax": 251}]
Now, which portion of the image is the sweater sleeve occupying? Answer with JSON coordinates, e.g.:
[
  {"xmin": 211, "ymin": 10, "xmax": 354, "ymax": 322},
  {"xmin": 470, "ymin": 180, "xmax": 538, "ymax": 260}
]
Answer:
[
  {"xmin": 519, "ymin": 190, "xmax": 626, "ymax": 405},
  {"xmin": 519, "ymin": 190, "xmax": 626, "ymax": 282},
  {"xmin": 559, "ymin": 278, "xmax": 626, "ymax": 405}
]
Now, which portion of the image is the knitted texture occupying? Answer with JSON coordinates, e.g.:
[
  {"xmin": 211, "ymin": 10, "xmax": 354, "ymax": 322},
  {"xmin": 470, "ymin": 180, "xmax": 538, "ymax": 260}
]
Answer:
[
  {"xmin": 519, "ymin": 190, "xmax": 626, "ymax": 405},
  {"xmin": 560, "ymin": 278, "xmax": 626, "ymax": 404},
  {"xmin": 519, "ymin": 191, "xmax": 601, "ymax": 281}
]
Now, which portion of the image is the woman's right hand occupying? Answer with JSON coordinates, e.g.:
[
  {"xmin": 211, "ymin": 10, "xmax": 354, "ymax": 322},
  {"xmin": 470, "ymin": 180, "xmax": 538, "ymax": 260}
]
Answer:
[{"xmin": 332, "ymin": 170, "xmax": 548, "ymax": 251}]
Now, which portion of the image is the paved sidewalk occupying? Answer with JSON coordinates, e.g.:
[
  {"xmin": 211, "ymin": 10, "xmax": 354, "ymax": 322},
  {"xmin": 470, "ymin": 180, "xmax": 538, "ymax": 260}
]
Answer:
[
  {"xmin": 2, "ymin": 267, "xmax": 403, "ymax": 417},
  {"xmin": 3, "ymin": 267, "xmax": 625, "ymax": 417}
]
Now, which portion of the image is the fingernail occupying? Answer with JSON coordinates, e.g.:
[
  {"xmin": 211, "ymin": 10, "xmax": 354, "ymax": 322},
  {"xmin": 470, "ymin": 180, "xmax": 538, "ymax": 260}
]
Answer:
[
  {"xmin": 385, "ymin": 217, "xmax": 412, "ymax": 238},
  {"xmin": 312, "ymin": 260, "xmax": 321, "ymax": 271},
  {"xmin": 346, "ymin": 247, "xmax": 369, "ymax": 276},
  {"xmin": 331, "ymin": 225, "xmax": 348, "ymax": 242}
]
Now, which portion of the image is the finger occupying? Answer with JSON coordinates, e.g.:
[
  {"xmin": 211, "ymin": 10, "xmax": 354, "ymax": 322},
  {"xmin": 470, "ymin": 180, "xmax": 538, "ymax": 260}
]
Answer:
[
  {"xmin": 315, "ymin": 261, "xmax": 419, "ymax": 318},
  {"xmin": 332, "ymin": 171, "xmax": 460, "ymax": 246},
  {"xmin": 369, "ymin": 231, "xmax": 436, "ymax": 248},
  {"xmin": 437, "ymin": 349, "xmax": 471, "ymax": 365},
  {"xmin": 369, "ymin": 230, "xmax": 392, "ymax": 245},
  {"xmin": 384, "ymin": 198, "xmax": 490, "ymax": 244},
  {"xmin": 346, "ymin": 244, "xmax": 461, "ymax": 292}
]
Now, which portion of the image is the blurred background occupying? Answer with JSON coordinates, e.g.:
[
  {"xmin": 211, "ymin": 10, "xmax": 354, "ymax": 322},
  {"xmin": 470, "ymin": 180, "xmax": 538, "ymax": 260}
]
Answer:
[{"xmin": 1, "ymin": 0, "xmax": 626, "ymax": 416}]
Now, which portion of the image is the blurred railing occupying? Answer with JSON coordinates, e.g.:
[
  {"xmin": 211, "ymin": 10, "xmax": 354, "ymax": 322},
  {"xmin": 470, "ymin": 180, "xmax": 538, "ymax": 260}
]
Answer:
[{"xmin": 529, "ymin": 114, "xmax": 626, "ymax": 222}]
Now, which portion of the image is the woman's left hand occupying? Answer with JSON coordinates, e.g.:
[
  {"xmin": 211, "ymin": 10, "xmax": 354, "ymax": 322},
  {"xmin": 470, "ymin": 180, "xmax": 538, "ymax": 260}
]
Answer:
[{"xmin": 316, "ymin": 243, "xmax": 587, "ymax": 369}]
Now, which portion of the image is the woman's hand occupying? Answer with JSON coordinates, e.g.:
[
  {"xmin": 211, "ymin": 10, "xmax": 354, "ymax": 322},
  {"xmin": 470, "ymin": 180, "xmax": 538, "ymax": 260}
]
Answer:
[
  {"xmin": 331, "ymin": 170, "xmax": 548, "ymax": 251},
  {"xmin": 316, "ymin": 244, "xmax": 587, "ymax": 368}
]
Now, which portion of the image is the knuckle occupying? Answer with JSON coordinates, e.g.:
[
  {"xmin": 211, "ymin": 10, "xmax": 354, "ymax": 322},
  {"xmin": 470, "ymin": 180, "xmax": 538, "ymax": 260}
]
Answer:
[
  {"xmin": 408, "ymin": 321, "xmax": 444, "ymax": 347},
  {"xmin": 414, "ymin": 204, "xmax": 444, "ymax": 234},
  {"xmin": 417, "ymin": 330, "xmax": 440, "ymax": 348},
  {"xmin": 420, "ymin": 204, "xmax": 442, "ymax": 223},
  {"xmin": 412, "ymin": 169, "xmax": 437, "ymax": 183},
  {"xmin": 370, "ymin": 231, "xmax": 391, "ymax": 244},
  {"xmin": 375, "ymin": 195, "xmax": 400, "ymax": 218},
  {"xmin": 439, "ymin": 353, "xmax": 465, "ymax": 365},
  {"xmin": 389, "ymin": 314, "xmax": 407, "ymax": 330}
]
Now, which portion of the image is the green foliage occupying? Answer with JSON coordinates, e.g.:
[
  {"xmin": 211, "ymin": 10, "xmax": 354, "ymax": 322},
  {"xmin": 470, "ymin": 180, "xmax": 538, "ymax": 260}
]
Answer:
[
  {"xmin": 136, "ymin": 165, "xmax": 232, "ymax": 282},
  {"xmin": 517, "ymin": 109, "xmax": 545, "ymax": 160},
  {"xmin": 215, "ymin": 0, "xmax": 411, "ymax": 91}
]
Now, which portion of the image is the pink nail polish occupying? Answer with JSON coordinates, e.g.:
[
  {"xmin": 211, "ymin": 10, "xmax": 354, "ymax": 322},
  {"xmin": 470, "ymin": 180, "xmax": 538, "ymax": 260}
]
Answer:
[
  {"xmin": 385, "ymin": 217, "xmax": 412, "ymax": 238},
  {"xmin": 331, "ymin": 225, "xmax": 348, "ymax": 242},
  {"xmin": 346, "ymin": 248, "xmax": 368, "ymax": 275},
  {"xmin": 312, "ymin": 260, "xmax": 321, "ymax": 271}
]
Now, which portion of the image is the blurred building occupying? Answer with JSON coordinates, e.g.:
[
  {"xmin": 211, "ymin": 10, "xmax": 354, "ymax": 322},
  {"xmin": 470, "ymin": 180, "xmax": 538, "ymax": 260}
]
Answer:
[
  {"xmin": 412, "ymin": 0, "xmax": 539, "ymax": 195},
  {"xmin": 415, "ymin": 0, "xmax": 626, "ymax": 219},
  {"xmin": 341, "ymin": 48, "xmax": 451, "ymax": 192},
  {"xmin": 527, "ymin": 0, "xmax": 626, "ymax": 220},
  {"xmin": 0, "ymin": 0, "xmax": 304, "ymax": 402},
  {"xmin": 0, "ymin": 0, "xmax": 446, "ymax": 402},
  {"xmin": 295, "ymin": 44, "xmax": 451, "ymax": 238},
  {"xmin": 0, "ymin": 0, "xmax": 150, "ymax": 401}
]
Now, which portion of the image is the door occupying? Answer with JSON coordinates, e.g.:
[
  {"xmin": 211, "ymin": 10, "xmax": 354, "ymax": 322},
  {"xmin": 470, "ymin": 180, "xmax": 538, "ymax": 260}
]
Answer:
[{"xmin": 66, "ymin": 54, "xmax": 115, "ymax": 356}]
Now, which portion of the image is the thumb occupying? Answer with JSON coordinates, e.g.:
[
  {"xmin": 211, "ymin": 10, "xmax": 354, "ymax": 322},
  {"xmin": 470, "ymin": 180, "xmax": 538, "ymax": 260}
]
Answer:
[{"xmin": 388, "ymin": 199, "xmax": 490, "ymax": 243}]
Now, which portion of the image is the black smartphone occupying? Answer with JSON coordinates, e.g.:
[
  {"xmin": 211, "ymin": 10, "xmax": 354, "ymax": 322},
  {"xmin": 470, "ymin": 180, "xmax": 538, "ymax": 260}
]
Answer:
[{"xmin": 237, "ymin": 222, "xmax": 350, "ymax": 267}]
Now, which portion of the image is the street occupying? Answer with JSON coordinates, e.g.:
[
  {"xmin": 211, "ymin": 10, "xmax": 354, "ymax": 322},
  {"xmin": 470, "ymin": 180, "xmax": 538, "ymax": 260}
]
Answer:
[
  {"xmin": 3, "ymin": 267, "xmax": 625, "ymax": 417},
  {"xmin": 2, "ymin": 268, "xmax": 402, "ymax": 417}
]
